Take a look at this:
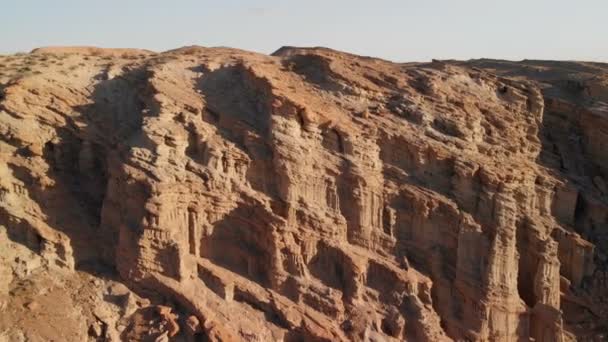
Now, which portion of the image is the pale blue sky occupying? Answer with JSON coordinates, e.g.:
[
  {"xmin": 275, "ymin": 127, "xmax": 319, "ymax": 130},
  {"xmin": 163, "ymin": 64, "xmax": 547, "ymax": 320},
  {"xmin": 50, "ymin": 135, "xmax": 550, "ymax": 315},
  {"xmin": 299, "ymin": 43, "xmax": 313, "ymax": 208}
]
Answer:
[{"xmin": 1, "ymin": 0, "xmax": 606, "ymax": 62}]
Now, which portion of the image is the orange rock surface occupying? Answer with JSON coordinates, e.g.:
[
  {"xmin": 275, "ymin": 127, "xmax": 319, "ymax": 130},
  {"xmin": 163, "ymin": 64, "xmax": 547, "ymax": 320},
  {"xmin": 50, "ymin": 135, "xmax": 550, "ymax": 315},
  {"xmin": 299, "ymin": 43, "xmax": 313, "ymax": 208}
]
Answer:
[{"xmin": 0, "ymin": 47, "xmax": 607, "ymax": 341}]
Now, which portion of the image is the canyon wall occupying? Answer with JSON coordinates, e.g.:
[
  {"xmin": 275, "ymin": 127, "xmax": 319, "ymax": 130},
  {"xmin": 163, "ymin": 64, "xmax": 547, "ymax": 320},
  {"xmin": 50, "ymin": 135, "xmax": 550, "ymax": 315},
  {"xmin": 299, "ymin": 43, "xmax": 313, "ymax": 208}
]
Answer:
[{"xmin": 1, "ymin": 47, "xmax": 607, "ymax": 340}]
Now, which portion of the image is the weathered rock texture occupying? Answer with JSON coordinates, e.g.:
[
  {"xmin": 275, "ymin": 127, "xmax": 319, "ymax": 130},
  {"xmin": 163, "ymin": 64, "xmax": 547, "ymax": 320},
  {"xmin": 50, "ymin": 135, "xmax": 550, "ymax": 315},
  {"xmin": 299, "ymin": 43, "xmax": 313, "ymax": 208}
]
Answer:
[{"xmin": 1, "ymin": 47, "xmax": 607, "ymax": 341}]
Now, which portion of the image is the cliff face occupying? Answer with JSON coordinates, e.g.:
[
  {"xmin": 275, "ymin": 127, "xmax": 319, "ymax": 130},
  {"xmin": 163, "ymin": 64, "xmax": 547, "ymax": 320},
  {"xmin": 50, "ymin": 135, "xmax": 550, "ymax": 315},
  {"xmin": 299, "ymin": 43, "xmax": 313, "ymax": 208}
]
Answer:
[{"xmin": 0, "ymin": 47, "xmax": 607, "ymax": 341}]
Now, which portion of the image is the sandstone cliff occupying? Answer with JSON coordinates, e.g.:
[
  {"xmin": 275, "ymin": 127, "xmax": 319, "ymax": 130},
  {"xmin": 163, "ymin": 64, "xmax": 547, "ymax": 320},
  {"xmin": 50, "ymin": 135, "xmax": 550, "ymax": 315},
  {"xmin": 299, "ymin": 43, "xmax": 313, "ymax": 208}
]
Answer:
[{"xmin": 0, "ymin": 46, "xmax": 607, "ymax": 341}]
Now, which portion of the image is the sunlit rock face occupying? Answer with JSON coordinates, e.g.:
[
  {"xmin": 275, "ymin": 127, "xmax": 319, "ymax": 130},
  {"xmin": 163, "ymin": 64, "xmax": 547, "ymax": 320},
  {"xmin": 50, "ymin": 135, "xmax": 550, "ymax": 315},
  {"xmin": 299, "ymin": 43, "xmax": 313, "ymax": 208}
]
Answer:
[{"xmin": 1, "ymin": 46, "xmax": 607, "ymax": 341}]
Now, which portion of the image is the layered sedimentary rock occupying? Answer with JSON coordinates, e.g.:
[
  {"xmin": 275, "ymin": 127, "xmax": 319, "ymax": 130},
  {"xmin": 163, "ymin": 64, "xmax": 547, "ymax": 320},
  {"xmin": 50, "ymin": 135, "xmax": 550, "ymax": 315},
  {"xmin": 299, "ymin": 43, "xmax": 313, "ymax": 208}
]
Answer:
[{"xmin": 0, "ymin": 47, "xmax": 607, "ymax": 341}]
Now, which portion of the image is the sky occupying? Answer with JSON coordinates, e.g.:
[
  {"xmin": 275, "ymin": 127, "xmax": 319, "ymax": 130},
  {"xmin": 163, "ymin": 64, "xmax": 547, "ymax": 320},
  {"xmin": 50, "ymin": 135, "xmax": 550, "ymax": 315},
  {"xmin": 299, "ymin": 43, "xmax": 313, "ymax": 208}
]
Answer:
[{"xmin": 1, "ymin": 0, "xmax": 606, "ymax": 62}]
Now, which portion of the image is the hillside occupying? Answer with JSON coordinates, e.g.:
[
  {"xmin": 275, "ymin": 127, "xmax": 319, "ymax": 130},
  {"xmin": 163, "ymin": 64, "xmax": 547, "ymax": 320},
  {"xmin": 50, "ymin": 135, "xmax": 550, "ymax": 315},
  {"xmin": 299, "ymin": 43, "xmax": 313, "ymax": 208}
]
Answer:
[{"xmin": 1, "ymin": 46, "xmax": 607, "ymax": 341}]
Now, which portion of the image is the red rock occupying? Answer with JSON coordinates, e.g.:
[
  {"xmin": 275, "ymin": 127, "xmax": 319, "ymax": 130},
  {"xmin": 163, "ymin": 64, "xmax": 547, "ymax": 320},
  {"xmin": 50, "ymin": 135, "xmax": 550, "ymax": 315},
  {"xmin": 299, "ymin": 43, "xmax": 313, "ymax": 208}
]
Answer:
[{"xmin": 1, "ymin": 46, "xmax": 607, "ymax": 341}]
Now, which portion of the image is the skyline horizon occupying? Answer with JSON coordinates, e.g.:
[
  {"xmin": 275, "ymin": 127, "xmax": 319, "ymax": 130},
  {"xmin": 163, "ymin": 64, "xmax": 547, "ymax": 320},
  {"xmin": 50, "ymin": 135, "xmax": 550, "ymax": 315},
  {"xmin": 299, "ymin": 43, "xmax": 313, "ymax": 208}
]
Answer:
[
  {"xmin": 6, "ymin": 44, "xmax": 608, "ymax": 64},
  {"xmin": 2, "ymin": 1, "xmax": 607, "ymax": 63}
]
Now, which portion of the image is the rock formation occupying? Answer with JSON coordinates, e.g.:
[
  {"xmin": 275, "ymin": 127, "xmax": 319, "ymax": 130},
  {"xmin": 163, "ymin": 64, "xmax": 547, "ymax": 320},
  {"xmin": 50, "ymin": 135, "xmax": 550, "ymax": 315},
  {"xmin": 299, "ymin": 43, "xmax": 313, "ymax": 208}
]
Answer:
[{"xmin": 0, "ymin": 46, "xmax": 607, "ymax": 341}]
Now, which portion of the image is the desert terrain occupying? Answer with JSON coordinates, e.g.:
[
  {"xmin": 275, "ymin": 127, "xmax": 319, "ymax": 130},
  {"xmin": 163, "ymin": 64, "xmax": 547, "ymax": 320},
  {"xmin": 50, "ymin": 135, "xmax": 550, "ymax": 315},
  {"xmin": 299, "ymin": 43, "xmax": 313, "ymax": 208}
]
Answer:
[{"xmin": 0, "ymin": 46, "xmax": 607, "ymax": 341}]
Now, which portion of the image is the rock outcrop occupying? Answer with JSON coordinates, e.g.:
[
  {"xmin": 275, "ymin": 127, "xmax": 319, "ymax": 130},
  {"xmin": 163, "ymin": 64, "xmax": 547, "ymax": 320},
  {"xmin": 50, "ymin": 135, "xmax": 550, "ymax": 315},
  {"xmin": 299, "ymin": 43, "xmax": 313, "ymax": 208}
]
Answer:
[{"xmin": 1, "ymin": 47, "xmax": 607, "ymax": 341}]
